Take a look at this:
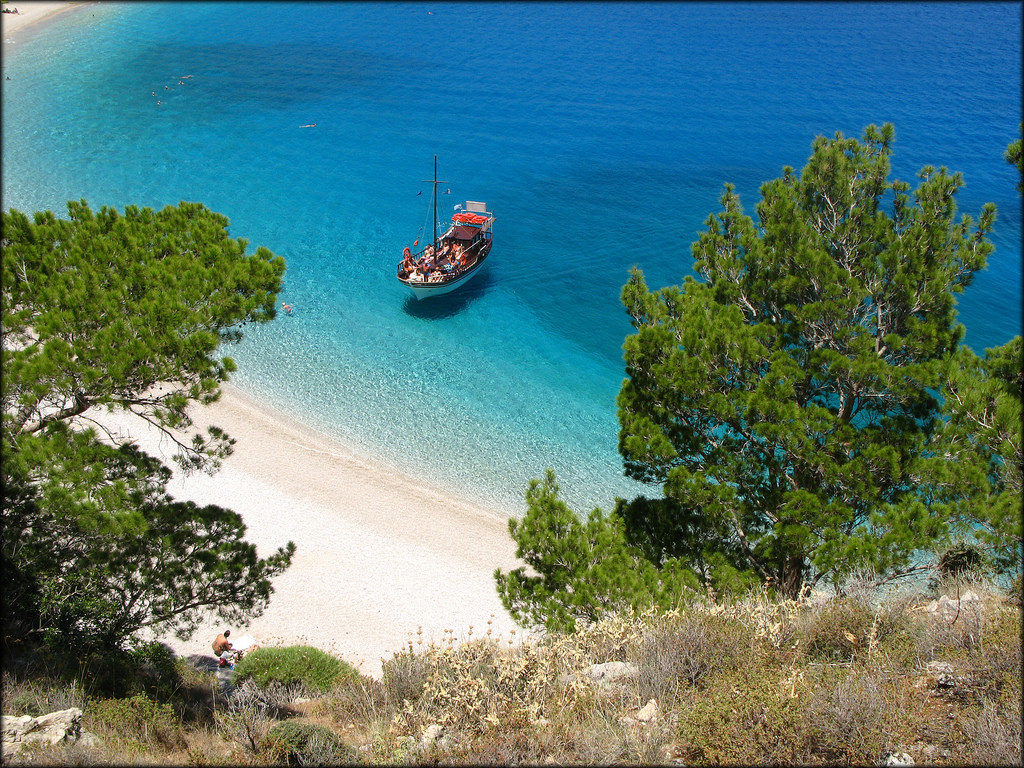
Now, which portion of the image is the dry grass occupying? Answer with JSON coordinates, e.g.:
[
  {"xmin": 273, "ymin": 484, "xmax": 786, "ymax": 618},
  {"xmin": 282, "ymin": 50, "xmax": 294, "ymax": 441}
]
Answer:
[{"xmin": 4, "ymin": 579, "xmax": 1020, "ymax": 766}]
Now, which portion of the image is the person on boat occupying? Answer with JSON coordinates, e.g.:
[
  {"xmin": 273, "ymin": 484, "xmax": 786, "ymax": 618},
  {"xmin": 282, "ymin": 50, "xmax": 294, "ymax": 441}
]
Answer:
[{"xmin": 402, "ymin": 247, "xmax": 415, "ymax": 273}]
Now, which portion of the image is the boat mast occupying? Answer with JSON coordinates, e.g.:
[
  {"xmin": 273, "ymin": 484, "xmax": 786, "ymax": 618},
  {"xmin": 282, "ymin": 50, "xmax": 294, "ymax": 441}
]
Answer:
[{"xmin": 422, "ymin": 155, "xmax": 447, "ymax": 251}]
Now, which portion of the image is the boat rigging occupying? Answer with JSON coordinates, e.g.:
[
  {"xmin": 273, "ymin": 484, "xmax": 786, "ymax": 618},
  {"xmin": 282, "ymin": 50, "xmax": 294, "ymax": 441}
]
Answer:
[{"xmin": 396, "ymin": 156, "xmax": 495, "ymax": 300}]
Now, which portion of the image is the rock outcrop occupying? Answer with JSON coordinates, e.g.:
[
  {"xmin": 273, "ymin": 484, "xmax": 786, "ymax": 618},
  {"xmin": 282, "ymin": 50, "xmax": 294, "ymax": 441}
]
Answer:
[{"xmin": 1, "ymin": 707, "xmax": 98, "ymax": 755}]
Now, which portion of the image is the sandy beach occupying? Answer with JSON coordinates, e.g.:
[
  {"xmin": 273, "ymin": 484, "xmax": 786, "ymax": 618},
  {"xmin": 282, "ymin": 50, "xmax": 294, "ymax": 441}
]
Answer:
[
  {"xmin": 99, "ymin": 384, "xmax": 524, "ymax": 678},
  {"xmin": 1, "ymin": 1, "xmax": 83, "ymax": 35},
  {"xmin": 5, "ymin": 1, "xmax": 527, "ymax": 678}
]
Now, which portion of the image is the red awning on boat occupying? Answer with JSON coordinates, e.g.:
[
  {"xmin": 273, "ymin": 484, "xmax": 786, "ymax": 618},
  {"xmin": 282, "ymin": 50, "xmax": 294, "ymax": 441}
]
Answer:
[
  {"xmin": 452, "ymin": 212, "xmax": 488, "ymax": 224},
  {"xmin": 453, "ymin": 225, "xmax": 480, "ymax": 240}
]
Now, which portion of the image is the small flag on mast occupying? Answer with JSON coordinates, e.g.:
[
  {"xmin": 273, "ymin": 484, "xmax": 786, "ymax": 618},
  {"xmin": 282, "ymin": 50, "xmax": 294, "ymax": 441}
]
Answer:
[
  {"xmin": 444, "ymin": 189, "xmax": 451, "ymax": 194},
  {"xmin": 413, "ymin": 239, "xmax": 419, "ymax": 246},
  {"xmin": 416, "ymin": 190, "xmax": 422, "ymax": 196}
]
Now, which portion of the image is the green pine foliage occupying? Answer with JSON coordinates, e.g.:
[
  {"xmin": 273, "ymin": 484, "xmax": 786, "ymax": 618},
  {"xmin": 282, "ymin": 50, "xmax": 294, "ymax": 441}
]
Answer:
[
  {"xmin": 494, "ymin": 470, "xmax": 698, "ymax": 632},
  {"xmin": 1006, "ymin": 123, "xmax": 1023, "ymax": 194},
  {"xmin": 616, "ymin": 123, "xmax": 1006, "ymax": 595},
  {"xmin": 1, "ymin": 200, "xmax": 294, "ymax": 652},
  {"xmin": 928, "ymin": 337, "xmax": 1022, "ymax": 572}
]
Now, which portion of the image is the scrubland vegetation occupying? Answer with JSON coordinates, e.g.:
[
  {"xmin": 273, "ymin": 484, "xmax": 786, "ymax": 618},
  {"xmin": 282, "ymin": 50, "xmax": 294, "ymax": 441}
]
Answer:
[{"xmin": 3, "ymin": 575, "xmax": 1019, "ymax": 765}]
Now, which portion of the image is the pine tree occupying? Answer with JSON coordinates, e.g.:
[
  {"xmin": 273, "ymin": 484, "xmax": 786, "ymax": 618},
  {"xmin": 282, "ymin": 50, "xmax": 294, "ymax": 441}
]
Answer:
[
  {"xmin": 494, "ymin": 471, "xmax": 697, "ymax": 632},
  {"xmin": 2, "ymin": 200, "xmax": 293, "ymax": 650},
  {"xmin": 617, "ymin": 124, "xmax": 997, "ymax": 594}
]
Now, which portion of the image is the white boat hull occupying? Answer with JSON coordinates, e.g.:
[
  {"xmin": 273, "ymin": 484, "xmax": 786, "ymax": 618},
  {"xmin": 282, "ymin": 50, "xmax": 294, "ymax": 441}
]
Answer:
[{"xmin": 402, "ymin": 258, "xmax": 485, "ymax": 299}]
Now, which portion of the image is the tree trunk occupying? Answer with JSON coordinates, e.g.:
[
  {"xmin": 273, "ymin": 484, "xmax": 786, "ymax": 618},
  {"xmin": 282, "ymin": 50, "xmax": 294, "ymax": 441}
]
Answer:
[{"xmin": 778, "ymin": 554, "xmax": 805, "ymax": 599}]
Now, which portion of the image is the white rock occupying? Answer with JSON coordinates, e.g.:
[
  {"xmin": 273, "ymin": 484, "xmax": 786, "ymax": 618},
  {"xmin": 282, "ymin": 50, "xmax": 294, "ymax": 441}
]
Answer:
[
  {"xmin": 884, "ymin": 751, "xmax": 914, "ymax": 766},
  {"xmin": 925, "ymin": 661, "xmax": 955, "ymax": 676},
  {"xmin": 1, "ymin": 708, "xmax": 86, "ymax": 753},
  {"xmin": 635, "ymin": 699, "xmax": 659, "ymax": 723},
  {"xmin": 420, "ymin": 723, "xmax": 442, "ymax": 747},
  {"xmin": 585, "ymin": 661, "xmax": 638, "ymax": 687}
]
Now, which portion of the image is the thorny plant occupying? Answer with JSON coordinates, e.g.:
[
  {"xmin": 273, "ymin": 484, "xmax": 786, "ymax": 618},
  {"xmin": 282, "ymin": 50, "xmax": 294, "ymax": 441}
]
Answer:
[{"xmin": 214, "ymin": 678, "xmax": 275, "ymax": 755}]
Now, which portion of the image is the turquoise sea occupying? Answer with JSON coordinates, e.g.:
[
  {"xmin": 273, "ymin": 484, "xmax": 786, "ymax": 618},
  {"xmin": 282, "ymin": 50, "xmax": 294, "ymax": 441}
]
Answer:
[{"xmin": 3, "ymin": 2, "xmax": 1021, "ymax": 514}]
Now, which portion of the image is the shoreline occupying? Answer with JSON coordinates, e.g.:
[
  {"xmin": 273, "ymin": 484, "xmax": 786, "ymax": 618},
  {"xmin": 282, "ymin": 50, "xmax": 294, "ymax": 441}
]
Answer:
[
  {"xmin": 1, "ymin": 1, "xmax": 89, "ymax": 37},
  {"xmin": 106, "ymin": 382, "xmax": 524, "ymax": 678}
]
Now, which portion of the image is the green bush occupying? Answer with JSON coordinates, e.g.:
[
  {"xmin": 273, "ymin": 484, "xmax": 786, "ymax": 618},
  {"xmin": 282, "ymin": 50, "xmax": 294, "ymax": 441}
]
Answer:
[
  {"xmin": 232, "ymin": 645, "xmax": 356, "ymax": 693},
  {"xmin": 130, "ymin": 641, "xmax": 181, "ymax": 701},
  {"xmin": 85, "ymin": 693, "xmax": 186, "ymax": 751},
  {"xmin": 677, "ymin": 664, "xmax": 809, "ymax": 763},
  {"xmin": 264, "ymin": 719, "xmax": 350, "ymax": 765}
]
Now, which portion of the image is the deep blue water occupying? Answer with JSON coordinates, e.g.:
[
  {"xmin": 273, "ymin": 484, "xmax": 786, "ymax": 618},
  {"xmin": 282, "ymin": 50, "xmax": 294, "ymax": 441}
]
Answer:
[{"xmin": 3, "ymin": 1, "xmax": 1021, "ymax": 514}]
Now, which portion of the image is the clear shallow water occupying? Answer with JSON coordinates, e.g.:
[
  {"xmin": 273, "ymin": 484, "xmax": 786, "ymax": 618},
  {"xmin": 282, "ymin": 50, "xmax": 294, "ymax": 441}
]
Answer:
[{"xmin": 3, "ymin": 1, "xmax": 1021, "ymax": 514}]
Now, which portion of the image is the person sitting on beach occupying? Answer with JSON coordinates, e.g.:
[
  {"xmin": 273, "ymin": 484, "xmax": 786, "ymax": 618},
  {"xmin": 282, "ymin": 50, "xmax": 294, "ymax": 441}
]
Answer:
[{"xmin": 212, "ymin": 629, "xmax": 233, "ymax": 658}]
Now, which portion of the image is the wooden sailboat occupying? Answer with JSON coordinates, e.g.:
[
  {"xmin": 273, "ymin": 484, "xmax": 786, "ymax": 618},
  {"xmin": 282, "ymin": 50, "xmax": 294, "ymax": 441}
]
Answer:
[{"xmin": 396, "ymin": 156, "xmax": 494, "ymax": 299}]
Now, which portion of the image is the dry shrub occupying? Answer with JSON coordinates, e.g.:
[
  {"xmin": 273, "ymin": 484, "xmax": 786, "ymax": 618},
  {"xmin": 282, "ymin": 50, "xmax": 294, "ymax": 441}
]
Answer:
[
  {"xmin": 571, "ymin": 709, "xmax": 629, "ymax": 764},
  {"xmin": 966, "ymin": 605, "xmax": 1022, "ymax": 689},
  {"xmin": 439, "ymin": 726, "xmax": 557, "ymax": 765},
  {"xmin": 381, "ymin": 646, "xmax": 433, "ymax": 709},
  {"xmin": 182, "ymin": 725, "xmax": 236, "ymax": 766},
  {"xmin": 630, "ymin": 609, "xmax": 750, "ymax": 702},
  {"xmin": 383, "ymin": 617, "xmax": 639, "ymax": 744},
  {"xmin": 264, "ymin": 718, "xmax": 352, "ymax": 765},
  {"xmin": 315, "ymin": 672, "xmax": 387, "ymax": 727},
  {"xmin": 912, "ymin": 600, "xmax": 988, "ymax": 663},
  {"xmin": 214, "ymin": 678, "xmax": 277, "ymax": 757},
  {"xmin": 568, "ymin": 611, "xmax": 642, "ymax": 663},
  {"xmin": 798, "ymin": 597, "xmax": 876, "ymax": 661},
  {"xmin": 1, "ymin": 672, "xmax": 87, "ymax": 718},
  {"xmin": 964, "ymin": 693, "xmax": 1023, "ymax": 766},
  {"xmin": 804, "ymin": 669, "xmax": 890, "ymax": 763},
  {"xmin": 4, "ymin": 739, "xmax": 104, "ymax": 766},
  {"xmin": 391, "ymin": 637, "xmax": 559, "ymax": 737}
]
